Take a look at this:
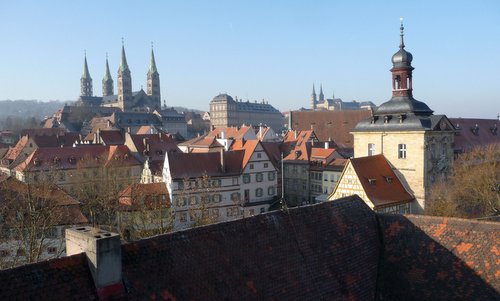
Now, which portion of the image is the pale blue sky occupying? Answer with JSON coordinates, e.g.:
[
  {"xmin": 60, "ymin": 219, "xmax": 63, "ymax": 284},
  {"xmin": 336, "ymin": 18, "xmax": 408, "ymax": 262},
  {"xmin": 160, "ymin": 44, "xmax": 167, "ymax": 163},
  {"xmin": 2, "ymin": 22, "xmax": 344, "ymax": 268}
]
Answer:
[{"xmin": 0, "ymin": 1, "xmax": 499, "ymax": 118}]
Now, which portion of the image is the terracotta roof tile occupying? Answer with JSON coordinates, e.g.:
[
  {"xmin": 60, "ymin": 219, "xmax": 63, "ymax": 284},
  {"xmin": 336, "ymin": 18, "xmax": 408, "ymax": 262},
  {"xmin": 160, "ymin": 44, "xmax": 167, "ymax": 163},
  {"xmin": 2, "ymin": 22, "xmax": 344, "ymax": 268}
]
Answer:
[
  {"xmin": 349, "ymin": 155, "xmax": 415, "ymax": 207},
  {"xmin": 118, "ymin": 183, "xmax": 170, "ymax": 209},
  {"xmin": 230, "ymin": 139, "xmax": 259, "ymax": 169}
]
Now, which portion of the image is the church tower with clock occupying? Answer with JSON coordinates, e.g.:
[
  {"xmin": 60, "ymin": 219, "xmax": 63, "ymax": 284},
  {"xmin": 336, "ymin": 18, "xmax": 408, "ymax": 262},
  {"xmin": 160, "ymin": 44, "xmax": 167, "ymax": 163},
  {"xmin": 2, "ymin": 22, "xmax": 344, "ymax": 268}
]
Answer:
[{"xmin": 351, "ymin": 20, "xmax": 455, "ymax": 213}]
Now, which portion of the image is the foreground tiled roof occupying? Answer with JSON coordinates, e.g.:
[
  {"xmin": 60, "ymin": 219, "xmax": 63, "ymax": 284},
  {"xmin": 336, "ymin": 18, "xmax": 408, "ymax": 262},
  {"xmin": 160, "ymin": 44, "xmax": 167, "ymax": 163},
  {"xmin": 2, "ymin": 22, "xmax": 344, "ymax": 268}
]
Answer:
[
  {"xmin": 377, "ymin": 214, "xmax": 499, "ymax": 300},
  {"xmin": 0, "ymin": 196, "xmax": 498, "ymax": 300}
]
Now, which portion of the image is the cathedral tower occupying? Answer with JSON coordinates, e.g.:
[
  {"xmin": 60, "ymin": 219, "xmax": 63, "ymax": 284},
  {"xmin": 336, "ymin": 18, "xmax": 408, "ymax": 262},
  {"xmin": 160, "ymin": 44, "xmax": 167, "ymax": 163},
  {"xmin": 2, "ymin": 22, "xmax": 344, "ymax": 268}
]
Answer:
[
  {"xmin": 102, "ymin": 54, "xmax": 114, "ymax": 96},
  {"xmin": 117, "ymin": 42, "xmax": 132, "ymax": 111},
  {"xmin": 80, "ymin": 53, "xmax": 93, "ymax": 97},
  {"xmin": 311, "ymin": 84, "xmax": 317, "ymax": 110},
  {"xmin": 147, "ymin": 46, "xmax": 161, "ymax": 110}
]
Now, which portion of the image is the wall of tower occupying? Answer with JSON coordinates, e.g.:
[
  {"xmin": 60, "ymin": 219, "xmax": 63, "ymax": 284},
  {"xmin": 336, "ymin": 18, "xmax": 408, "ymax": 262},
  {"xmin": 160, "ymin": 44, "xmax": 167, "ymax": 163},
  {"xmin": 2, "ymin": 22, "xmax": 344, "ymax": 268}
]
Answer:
[{"xmin": 353, "ymin": 130, "xmax": 454, "ymax": 213}]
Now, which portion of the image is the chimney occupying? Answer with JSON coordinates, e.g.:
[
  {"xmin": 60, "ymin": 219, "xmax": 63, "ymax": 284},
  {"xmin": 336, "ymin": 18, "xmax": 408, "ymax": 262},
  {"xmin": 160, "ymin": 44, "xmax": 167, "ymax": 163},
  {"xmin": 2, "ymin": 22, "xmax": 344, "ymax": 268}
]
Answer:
[
  {"xmin": 294, "ymin": 130, "xmax": 297, "ymax": 139},
  {"xmin": 221, "ymin": 131, "xmax": 225, "ymax": 140},
  {"xmin": 127, "ymin": 127, "xmax": 131, "ymax": 134},
  {"xmin": 259, "ymin": 124, "xmax": 263, "ymax": 139},
  {"xmin": 66, "ymin": 227, "xmax": 125, "ymax": 300},
  {"xmin": 325, "ymin": 141, "xmax": 329, "ymax": 149},
  {"xmin": 220, "ymin": 149, "xmax": 225, "ymax": 172},
  {"xmin": 107, "ymin": 120, "xmax": 112, "ymax": 128}
]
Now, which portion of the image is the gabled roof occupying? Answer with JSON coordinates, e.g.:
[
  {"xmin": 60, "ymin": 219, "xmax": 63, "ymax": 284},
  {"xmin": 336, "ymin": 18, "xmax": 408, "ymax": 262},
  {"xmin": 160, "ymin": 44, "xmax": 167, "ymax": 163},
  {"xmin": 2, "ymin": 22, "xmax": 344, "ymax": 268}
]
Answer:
[
  {"xmin": 178, "ymin": 135, "xmax": 223, "ymax": 150},
  {"xmin": 166, "ymin": 150, "xmax": 244, "ymax": 179},
  {"xmin": 450, "ymin": 118, "xmax": 500, "ymax": 152},
  {"xmin": 130, "ymin": 133, "xmax": 180, "ymax": 162},
  {"xmin": 348, "ymin": 154, "xmax": 414, "ymax": 208},
  {"xmin": 230, "ymin": 139, "xmax": 260, "ymax": 169},
  {"xmin": 208, "ymin": 125, "xmax": 256, "ymax": 140},
  {"xmin": 84, "ymin": 130, "xmax": 125, "ymax": 145}
]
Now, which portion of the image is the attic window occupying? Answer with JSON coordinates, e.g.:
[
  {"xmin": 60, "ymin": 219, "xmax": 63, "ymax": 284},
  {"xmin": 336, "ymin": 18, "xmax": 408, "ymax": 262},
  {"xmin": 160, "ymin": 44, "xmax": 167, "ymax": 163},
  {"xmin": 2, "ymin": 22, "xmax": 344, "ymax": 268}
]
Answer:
[
  {"xmin": 384, "ymin": 115, "xmax": 391, "ymax": 124},
  {"xmin": 295, "ymin": 150, "xmax": 302, "ymax": 158},
  {"xmin": 53, "ymin": 157, "xmax": 61, "ymax": 164},
  {"xmin": 68, "ymin": 157, "xmax": 77, "ymax": 164},
  {"xmin": 491, "ymin": 124, "xmax": 498, "ymax": 135},
  {"xmin": 368, "ymin": 178, "xmax": 376, "ymax": 185},
  {"xmin": 398, "ymin": 114, "xmax": 406, "ymax": 123},
  {"xmin": 384, "ymin": 176, "xmax": 393, "ymax": 183},
  {"xmin": 471, "ymin": 124, "xmax": 479, "ymax": 135},
  {"xmin": 33, "ymin": 158, "xmax": 41, "ymax": 166}
]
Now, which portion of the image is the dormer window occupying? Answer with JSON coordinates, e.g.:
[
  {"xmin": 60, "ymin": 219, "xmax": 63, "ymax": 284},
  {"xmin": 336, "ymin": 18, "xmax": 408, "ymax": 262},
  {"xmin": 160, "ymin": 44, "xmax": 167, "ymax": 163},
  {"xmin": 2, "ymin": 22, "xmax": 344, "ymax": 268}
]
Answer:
[
  {"xmin": 368, "ymin": 178, "xmax": 376, "ymax": 185},
  {"xmin": 471, "ymin": 124, "xmax": 479, "ymax": 135},
  {"xmin": 384, "ymin": 115, "xmax": 391, "ymax": 124},
  {"xmin": 491, "ymin": 124, "xmax": 498, "ymax": 135}
]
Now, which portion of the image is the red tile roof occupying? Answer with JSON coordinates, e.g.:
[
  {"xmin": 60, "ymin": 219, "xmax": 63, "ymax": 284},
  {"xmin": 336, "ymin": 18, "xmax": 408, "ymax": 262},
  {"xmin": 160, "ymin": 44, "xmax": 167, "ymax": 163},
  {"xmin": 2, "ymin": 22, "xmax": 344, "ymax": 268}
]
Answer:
[
  {"xmin": 449, "ymin": 118, "xmax": 500, "ymax": 152},
  {"xmin": 166, "ymin": 150, "xmax": 244, "ymax": 179},
  {"xmin": 208, "ymin": 125, "xmax": 254, "ymax": 139},
  {"xmin": 349, "ymin": 154, "xmax": 415, "ymax": 208},
  {"xmin": 230, "ymin": 139, "xmax": 259, "ymax": 169},
  {"xmin": 290, "ymin": 110, "xmax": 372, "ymax": 148},
  {"xmin": 14, "ymin": 145, "xmax": 141, "ymax": 172}
]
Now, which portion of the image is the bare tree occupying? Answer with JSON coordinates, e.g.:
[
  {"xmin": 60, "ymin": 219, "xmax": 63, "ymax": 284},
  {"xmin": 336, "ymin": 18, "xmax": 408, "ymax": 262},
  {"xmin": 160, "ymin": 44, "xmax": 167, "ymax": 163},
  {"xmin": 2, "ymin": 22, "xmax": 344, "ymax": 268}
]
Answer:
[
  {"xmin": 0, "ymin": 175, "xmax": 68, "ymax": 268},
  {"xmin": 117, "ymin": 183, "xmax": 175, "ymax": 241},
  {"xmin": 426, "ymin": 143, "xmax": 500, "ymax": 218}
]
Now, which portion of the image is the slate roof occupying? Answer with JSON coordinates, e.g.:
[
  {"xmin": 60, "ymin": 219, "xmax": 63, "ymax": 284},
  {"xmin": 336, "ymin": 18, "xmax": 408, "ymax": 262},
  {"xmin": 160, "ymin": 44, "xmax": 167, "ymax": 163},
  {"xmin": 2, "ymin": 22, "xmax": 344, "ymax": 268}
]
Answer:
[
  {"xmin": 348, "ymin": 154, "xmax": 415, "ymax": 208},
  {"xmin": 450, "ymin": 118, "xmax": 500, "ymax": 152},
  {"xmin": 0, "ymin": 196, "xmax": 498, "ymax": 300},
  {"xmin": 289, "ymin": 110, "xmax": 371, "ymax": 148}
]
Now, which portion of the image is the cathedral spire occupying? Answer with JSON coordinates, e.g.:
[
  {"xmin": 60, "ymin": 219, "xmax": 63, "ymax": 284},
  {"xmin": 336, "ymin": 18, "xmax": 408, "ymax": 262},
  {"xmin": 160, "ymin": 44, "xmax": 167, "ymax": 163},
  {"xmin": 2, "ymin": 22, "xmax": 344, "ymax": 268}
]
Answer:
[
  {"xmin": 102, "ymin": 53, "xmax": 114, "ymax": 96},
  {"xmin": 319, "ymin": 84, "xmax": 325, "ymax": 102},
  {"xmin": 311, "ymin": 84, "xmax": 317, "ymax": 110},
  {"xmin": 80, "ymin": 51, "xmax": 93, "ymax": 97},
  {"xmin": 117, "ymin": 39, "xmax": 132, "ymax": 111},
  {"xmin": 119, "ymin": 39, "xmax": 130, "ymax": 73},
  {"xmin": 149, "ymin": 43, "xmax": 158, "ymax": 75},
  {"xmin": 147, "ymin": 42, "xmax": 161, "ymax": 110}
]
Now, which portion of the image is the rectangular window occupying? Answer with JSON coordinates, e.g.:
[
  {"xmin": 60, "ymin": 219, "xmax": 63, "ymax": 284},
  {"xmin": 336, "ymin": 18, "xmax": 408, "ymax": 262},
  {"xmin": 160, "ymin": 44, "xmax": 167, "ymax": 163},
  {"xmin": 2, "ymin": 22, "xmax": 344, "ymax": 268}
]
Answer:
[
  {"xmin": 232, "ymin": 177, "xmax": 239, "ymax": 185},
  {"xmin": 256, "ymin": 188, "xmax": 263, "ymax": 197},
  {"xmin": 268, "ymin": 171, "xmax": 275, "ymax": 181},
  {"xmin": 368, "ymin": 143, "xmax": 376, "ymax": 156},
  {"xmin": 257, "ymin": 153, "xmax": 262, "ymax": 158},
  {"xmin": 256, "ymin": 173, "xmax": 263, "ymax": 182},
  {"xmin": 264, "ymin": 163, "xmax": 268, "ymax": 168},
  {"xmin": 398, "ymin": 144, "xmax": 407, "ymax": 159},
  {"xmin": 249, "ymin": 163, "xmax": 254, "ymax": 170},
  {"xmin": 268, "ymin": 186, "xmax": 275, "ymax": 196},
  {"xmin": 243, "ymin": 174, "xmax": 250, "ymax": 184},
  {"xmin": 244, "ymin": 189, "xmax": 250, "ymax": 202}
]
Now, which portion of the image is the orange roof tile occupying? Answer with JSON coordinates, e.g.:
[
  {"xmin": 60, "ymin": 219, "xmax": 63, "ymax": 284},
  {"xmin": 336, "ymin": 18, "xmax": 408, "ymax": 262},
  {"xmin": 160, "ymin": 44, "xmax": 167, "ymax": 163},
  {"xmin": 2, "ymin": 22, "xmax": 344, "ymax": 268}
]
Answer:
[{"xmin": 349, "ymin": 154, "xmax": 414, "ymax": 208}]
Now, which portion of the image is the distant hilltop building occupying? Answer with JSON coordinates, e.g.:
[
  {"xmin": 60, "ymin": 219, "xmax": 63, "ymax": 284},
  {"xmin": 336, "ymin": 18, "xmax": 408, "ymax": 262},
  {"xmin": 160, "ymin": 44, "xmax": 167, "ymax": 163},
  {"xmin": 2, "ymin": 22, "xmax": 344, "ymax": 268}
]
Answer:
[
  {"xmin": 310, "ymin": 84, "xmax": 376, "ymax": 111},
  {"xmin": 209, "ymin": 93, "xmax": 284, "ymax": 132},
  {"xmin": 76, "ymin": 43, "xmax": 161, "ymax": 112}
]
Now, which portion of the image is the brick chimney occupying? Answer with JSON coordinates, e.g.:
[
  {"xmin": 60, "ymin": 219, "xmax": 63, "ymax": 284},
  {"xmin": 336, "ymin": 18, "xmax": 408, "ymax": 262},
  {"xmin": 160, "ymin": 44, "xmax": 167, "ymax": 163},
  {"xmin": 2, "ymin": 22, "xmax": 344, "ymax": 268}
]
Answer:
[{"xmin": 66, "ymin": 227, "xmax": 125, "ymax": 300}]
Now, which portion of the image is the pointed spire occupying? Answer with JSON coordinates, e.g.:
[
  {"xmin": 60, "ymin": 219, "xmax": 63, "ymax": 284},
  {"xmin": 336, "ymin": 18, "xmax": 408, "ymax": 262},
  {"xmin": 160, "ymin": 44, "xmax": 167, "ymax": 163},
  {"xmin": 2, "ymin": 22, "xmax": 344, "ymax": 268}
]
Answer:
[
  {"xmin": 149, "ymin": 42, "xmax": 158, "ymax": 74},
  {"xmin": 399, "ymin": 17, "xmax": 405, "ymax": 49},
  {"xmin": 82, "ymin": 51, "xmax": 91, "ymax": 79},
  {"xmin": 319, "ymin": 84, "xmax": 323, "ymax": 95},
  {"xmin": 119, "ymin": 38, "xmax": 129, "ymax": 73},
  {"xmin": 103, "ymin": 53, "xmax": 112, "ymax": 81}
]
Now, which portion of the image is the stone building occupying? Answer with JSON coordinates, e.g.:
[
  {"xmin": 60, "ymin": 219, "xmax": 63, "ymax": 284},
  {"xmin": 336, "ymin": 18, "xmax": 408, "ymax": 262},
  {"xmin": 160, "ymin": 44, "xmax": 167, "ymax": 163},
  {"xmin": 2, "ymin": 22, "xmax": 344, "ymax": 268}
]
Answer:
[
  {"xmin": 350, "ymin": 21, "xmax": 455, "ymax": 213},
  {"xmin": 77, "ymin": 44, "xmax": 161, "ymax": 112},
  {"xmin": 209, "ymin": 93, "xmax": 284, "ymax": 132}
]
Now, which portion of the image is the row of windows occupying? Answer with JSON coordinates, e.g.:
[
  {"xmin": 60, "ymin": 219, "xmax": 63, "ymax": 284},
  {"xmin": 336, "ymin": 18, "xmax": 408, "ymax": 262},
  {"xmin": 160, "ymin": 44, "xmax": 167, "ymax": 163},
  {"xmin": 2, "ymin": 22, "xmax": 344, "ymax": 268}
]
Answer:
[
  {"xmin": 367, "ymin": 143, "xmax": 407, "ymax": 159},
  {"xmin": 175, "ymin": 194, "xmax": 222, "ymax": 207},
  {"xmin": 249, "ymin": 161, "xmax": 269, "ymax": 170},
  {"xmin": 242, "ymin": 172, "xmax": 275, "ymax": 184},
  {"xmin": 284, "ymin": 165, "xmax": 309, "ymax": 174}
]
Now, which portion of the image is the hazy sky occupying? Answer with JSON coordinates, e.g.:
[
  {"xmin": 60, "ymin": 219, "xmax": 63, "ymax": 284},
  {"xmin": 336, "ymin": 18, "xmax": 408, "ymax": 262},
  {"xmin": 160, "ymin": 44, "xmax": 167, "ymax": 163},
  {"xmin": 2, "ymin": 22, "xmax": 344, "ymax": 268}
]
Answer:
[{"xmin": 0, "ymin": 1, "xmax": 499, "ymax": 118}]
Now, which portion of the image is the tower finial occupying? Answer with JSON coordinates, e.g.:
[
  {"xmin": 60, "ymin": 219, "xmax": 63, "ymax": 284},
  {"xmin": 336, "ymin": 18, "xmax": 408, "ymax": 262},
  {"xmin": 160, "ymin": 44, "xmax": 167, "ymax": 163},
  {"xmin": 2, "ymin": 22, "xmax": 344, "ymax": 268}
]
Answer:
[
  {"xmin": 399, "ymin": 17, "xmax": 405, "ymax": 49},
  {"xmin": 121, "ymin": 37, "xmax": 124, "ymax": 47}
]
